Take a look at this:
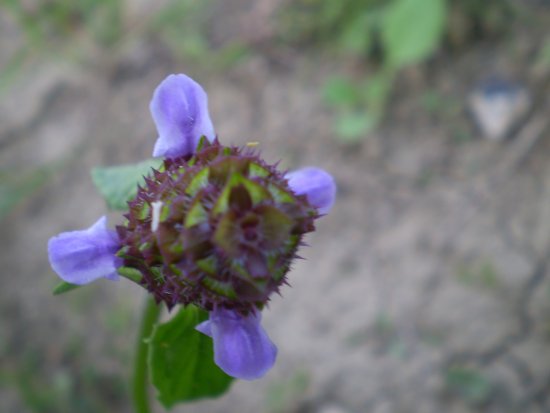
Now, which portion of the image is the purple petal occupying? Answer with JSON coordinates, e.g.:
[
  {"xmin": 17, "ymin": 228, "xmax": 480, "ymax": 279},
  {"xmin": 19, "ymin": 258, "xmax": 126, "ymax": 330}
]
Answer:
[
  {"xmin": 196, "ymin": 308, "xmax": 277, "ymax": 380},
  {"xmin": 48, "ymin": 216, "xmax": 121, "ymax": 285},
  {"xmin": 286, "ymin": 167, "xmax": 336, "ymax": 214},
  {"xmin": 150, "ymin": 74, "xmax": 215, "ymax": 159}
]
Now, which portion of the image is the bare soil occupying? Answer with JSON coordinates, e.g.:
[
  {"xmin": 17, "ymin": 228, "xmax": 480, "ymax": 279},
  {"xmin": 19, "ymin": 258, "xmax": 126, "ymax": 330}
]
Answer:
[{"xmin": 1, "ymin": 2, "xmax": 549, "ymax": 413}]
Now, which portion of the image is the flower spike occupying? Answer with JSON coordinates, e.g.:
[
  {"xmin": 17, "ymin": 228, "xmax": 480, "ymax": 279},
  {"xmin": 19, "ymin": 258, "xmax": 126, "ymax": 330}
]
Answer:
[
  {"xmin": 150, "ymin": 74, "xmax": 215, "ymax": 159},
  {"xmin": 49, "ymin": 73, "xmax": 337, "ymax": 386},
  {"xmin": 196, "ymin": 308, "xmax": 277, "ymax": 380},
  {"xmin": 48, "ymin": 216, "xmax": 121, "ymax": 285}
]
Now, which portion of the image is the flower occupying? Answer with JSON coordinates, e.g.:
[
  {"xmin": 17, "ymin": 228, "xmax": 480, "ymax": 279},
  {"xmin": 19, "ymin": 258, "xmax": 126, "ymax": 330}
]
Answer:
[
  {"xmin": 48, "ymin": 73, "xmax": 336, "ymax": 380},
  {"xmin": 150, "ymin": 74, "xmax": 215, "ymax": 159},
  {"xmin": 48, "ymin": 216, "xmax": 120, "ymax": 285},
  {"xmin": 196, "ymin": 308, "xmax": 277, "ymax": 380}
]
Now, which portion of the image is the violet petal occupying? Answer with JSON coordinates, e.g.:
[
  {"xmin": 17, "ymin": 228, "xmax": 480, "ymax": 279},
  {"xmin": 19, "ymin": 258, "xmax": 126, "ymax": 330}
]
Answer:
[
  {"xmin": 198, "ymin": 308, "xmax": 277, "ymax": 380},
  {"xmin": 48, "ymin": 216, "xmax": 121, "ymax": 285},
  {"xmin": 286, "ymin": 167, "xmax": 336, "ymax": 214},
  {"xmin": 150, "ymin": 74, "xmax": 215, "ymax": 159}
]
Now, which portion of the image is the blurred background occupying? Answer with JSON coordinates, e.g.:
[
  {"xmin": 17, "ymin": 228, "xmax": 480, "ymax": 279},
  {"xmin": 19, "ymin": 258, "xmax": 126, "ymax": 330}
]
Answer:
[{"xmin": 1, "ymin": 0, "xmax": 550, "ymax": 412}]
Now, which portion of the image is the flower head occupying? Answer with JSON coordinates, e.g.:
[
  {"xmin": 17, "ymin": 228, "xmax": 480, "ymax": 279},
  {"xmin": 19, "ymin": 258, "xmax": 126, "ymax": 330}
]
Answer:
[
  {"xmin": 47, "ymin": 73, "xmax": 336, "ymax": 380},
  {"xmin": 117, "ymin": 138, "xmax": 317, "ymax": 316}
]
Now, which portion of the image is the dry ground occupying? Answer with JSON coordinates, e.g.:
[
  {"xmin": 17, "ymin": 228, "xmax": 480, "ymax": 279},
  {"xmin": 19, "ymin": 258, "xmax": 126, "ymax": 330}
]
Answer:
[{"xmin": 1, "ymin": 2, "xmax": 550, "ymax": 412}]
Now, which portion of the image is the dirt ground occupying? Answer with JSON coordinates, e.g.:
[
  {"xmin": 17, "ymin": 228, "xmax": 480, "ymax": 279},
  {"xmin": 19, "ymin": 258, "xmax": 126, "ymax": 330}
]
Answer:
[{"xmin": 1, "ymin": 1, "xmax": 550, "ymax": 413}]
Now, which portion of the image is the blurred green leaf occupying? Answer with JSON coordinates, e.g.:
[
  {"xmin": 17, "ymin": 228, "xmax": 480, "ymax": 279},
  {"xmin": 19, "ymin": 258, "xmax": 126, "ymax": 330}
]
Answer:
[
  {"xmin": 339, "ymin": 12, "xmax": 372, "ymax": 55},
  {"xmin": 382, "ymin": 0, "xmax": 446, "ymax": 68},
  {"xmin": 91, "ymin": 159, "xmax": 161, "ymax": 211},
  {"xmin": 323, "ymin": 77, "xmax": 361, "ymax": 107},
  {"xmin": 362, "ymin": 70, "xmax": 394, "ymax": 108},
  {"xmin": 149, "ymin": 305, "xmax": 233, "ymax": 408},
  {"xmin": 456, "ymin": 260, "xmax": 499, "ymax": 290},
  {"xmin": 534, "ymin": 37, "xmax": 550, "ymax": 71},
  {"xmin": 334, "ymin": 112, "xmax": 379, "ymax": 142},
  {"xmin": 446, "ymin": 366, "xmax": 492, "ymax": 404},
  {"xmin": 52, "ymin": 281, "xmax": 81, "ymax": 296}
]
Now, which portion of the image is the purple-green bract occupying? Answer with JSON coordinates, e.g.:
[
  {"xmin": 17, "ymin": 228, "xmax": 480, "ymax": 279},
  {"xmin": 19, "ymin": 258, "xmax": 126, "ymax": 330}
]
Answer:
[{"xmin": 47, "ymin": 73, "xmax": 336, "ymax": 380}]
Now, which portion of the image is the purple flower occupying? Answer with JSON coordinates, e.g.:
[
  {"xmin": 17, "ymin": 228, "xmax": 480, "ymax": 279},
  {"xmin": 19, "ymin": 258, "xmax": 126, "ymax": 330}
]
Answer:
[
  {"xmin": 286, "ymin": 167, "xmax": 336, "ymax": 215},
  {"xmin": 196, "ymin": 308, "xmax": 277, "ymax": 380},
  {"xmin": 48, "ymin": 216, "xmax": 121, "ymax": 285},
  {"xmin": 150, "ymin": 74, "xmax": 215, "ymax": 159},
  {"xmin": 48, "ymin": 73, "xmax": 336, "ymax": 381}
]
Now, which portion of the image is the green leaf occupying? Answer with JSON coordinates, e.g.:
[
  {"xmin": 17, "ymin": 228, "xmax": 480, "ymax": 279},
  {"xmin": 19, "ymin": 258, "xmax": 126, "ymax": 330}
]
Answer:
[
  {"xmin": 381, "ymin": 0, "xmax": 446, "ymax": 68},
  {"xmin": 362, "ymin": 71, "xmax": 394, "ymax": 109},
  {"xmin": 91, "ymin": 159, "xmax": 161, "ymax": 211},
  {"xmin": 339, "ymin": 12, "xmax": 372, "ymax": 55},
  {"xmin": 149, "ymin": 305, "xmax": 233, "ymax": 408},
  {"xmin": 445, "ymin": 366, "xmax": 492, "ymax": 404},
  {"xmin": 334, "ymin": 112, "xmax": 379, "ymax": 143},
  {"xmin": 322, "ymin": 77, "xmax": 361, "ymax": 107},
  {"xmin": 52, "ymin": 281, "xmax": 81, "ymax": 295}
]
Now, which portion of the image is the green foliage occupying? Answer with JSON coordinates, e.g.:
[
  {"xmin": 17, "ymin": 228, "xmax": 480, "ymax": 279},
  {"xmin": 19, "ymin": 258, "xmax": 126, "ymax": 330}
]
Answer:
[
  {"xmin": 150, "ymin": 0, "xmax": 249, "ymax": 70},
  {"xmin": 1, "ymin": 0, "xmax": 248, "ymax": 94},
  {"xmin": 334, "ymin": 112, "xmax": 378, "ymax": 143},
  {"xmin": 456, "ymin": 260, "xmax": 499, "ymax": 290},
  {"xmin": 323, "ymin": 77, "xmax": 362, "ymax": 107},
  {"xmin": 148, "ymin": 305, "xmax": 233, "ymax": 408},
  {"xmin": 279, "ymin": 0, "xmax": 385, "ymax": 49},
  {"xmin": 283, "ymin": 0, "xmax": 446, "ymax": 141},
  {"xmin": 280, "ymin": 0, "xmax": 446, "ymax": 64},
  {"xmin": 91, "ymin": 159, "xmax": 161, "ymax": 211},
  {"xmin": 280, "ymin": 0, "xmax": 517, "ymax": 142},
  {"xmin": 323, "ymin": 70, "xmax": 394, "ymax": 141},
  {"xmin": 534, "ymin": 37, "xmax": 550, "ymax": 74},
  {"xmin": 445, "ymin": 365, "xmax": 492, "ymax": 404},
  {"xmin": 339, "ymin": 12, "xmax": 372, "ymax": 55},
  {"xmin": 2, "ymin": 340, "xmax": 128, "ymax": 413},
  {"xmin": 382, "ymin": 0, "xmax": 446, "ymax": 68},
  {"xmin": 3, "ymin": 0, "xmax": 122, "ymax": 49},
  {"xmin": 150, "ymin": 0, "xmax": 211, "ymax": 61}
]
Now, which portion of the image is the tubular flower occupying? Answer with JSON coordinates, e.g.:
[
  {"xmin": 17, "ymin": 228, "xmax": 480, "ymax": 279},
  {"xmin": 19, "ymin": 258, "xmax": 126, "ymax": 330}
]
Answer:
[
  {"xmin": 47, "ymin": 73, "xmax": 336, "ymax": 380},
  {"xmin": 48, "ymin": 216, "xmax": 121, "ymax": 285}
]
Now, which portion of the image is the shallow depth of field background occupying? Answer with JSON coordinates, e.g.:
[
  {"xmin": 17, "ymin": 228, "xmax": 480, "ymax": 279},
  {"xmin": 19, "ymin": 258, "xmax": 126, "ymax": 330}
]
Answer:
[{"xmin": 1, "ymin": 1, "xmax": 550, "ymax": 412}]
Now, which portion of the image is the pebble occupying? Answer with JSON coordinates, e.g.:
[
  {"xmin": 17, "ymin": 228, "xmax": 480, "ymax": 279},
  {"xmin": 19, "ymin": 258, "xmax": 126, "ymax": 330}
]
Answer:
[{"xmin": 468, "ymin": 78, "xmax": 531, "ymax": 141}]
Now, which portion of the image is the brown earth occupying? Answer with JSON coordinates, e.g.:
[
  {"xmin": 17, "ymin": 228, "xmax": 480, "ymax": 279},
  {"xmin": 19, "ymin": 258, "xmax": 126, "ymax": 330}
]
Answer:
[{"xmin": 1, "ymin": 1, "xmax": 550, "ymax": 413}]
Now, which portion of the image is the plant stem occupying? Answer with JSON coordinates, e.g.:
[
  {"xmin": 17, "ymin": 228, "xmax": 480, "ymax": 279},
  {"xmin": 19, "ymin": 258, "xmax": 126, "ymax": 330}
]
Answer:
[{"xmin": 132, "ymin": 296, "xmax": 161, "ymax": 413}]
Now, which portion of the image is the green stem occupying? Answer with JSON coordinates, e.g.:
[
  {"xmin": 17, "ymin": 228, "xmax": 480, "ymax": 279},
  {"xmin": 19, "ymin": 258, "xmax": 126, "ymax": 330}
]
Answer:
[{"xmin": 132, "ymin": 296, "xmax": 161, "ymax": 413}]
